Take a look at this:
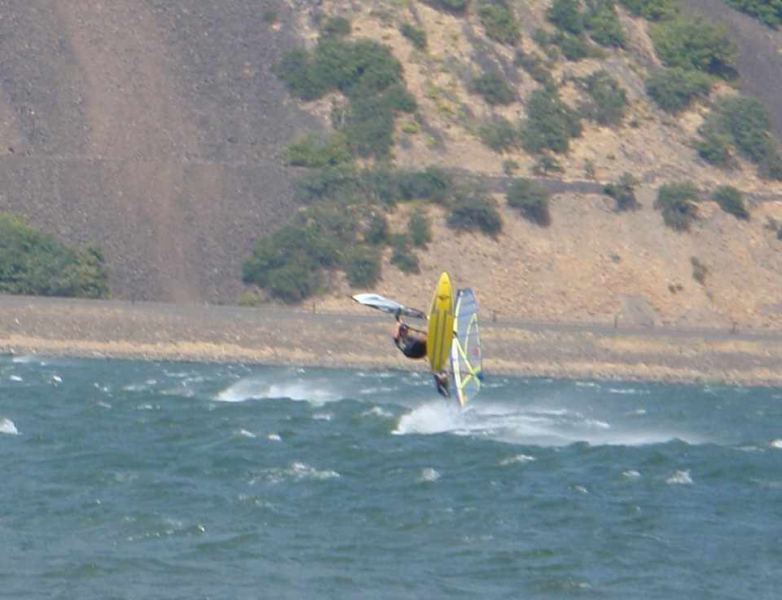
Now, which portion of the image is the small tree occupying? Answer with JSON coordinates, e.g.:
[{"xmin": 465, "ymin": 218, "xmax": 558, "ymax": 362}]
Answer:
[
  {"xmin": 650, "ymin": 17, "xmax": 737, "ymax": 78},
  {"xmin": 521, "ymin": 87, "xmax": 583, "ymax": 154},
  {"xmin": 345, "ymin": 245, "xmax": 381, "ymax": 288},
  {"xmin": 690, "ymin": 256, "xmax": 708, "ymax": 285},
  {"xmin": 586, "ymin": 0, "xmax": 626, "ymax": 47},
  {"xmin": 400, "ymin": 23, "xmax": 427, "ymax": 51},
  {"xmin": 506, "ymin": 178, "xmax": 552, "ymax": 226},
  {"xmin": 472, "ymin": 71, "xmax": 515, "ymax": 105},
  {"xmin": 645, "ymin": 68, "xmax": 714, "ymax": 113},
  {"xmin": 655, "ymin": 182, "xmax": 699, "ymax": 231},
  {"xmin": 604, "ymin": 172, "xmax": 639, "ymax": 211},
  {"xmin": 579, "ymin": 70, "xmax": 627, "ymax": 126},
  {"xmin": 408, "ymin": 209, "xmax": 432, "ymax": 247},
  {"xmin": 478, "ymin": 117, "xmax": 518, "ymax": 152},
  {"xmin": 390, "ymin": 234, "xmax": 420, "ymax": 274},
  {"xmin": 447, "ymin": 189, "xmax": 503, "ymax": 236},
  {"xmin": 478, "ymin": 1, "xmax": 521, "ymax": 45},
  {"xmin": 712, "ymin": 185, "xmax": 749, "ymax": 220},
  {"xmin": 548, "ymin": 0, "xmax": 585, "ymax": 34}
]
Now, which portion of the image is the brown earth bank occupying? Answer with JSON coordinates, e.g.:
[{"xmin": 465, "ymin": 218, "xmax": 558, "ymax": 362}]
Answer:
[{"xmin": 2, "ymin": 295, "xmax": 782, "ymax": 387}]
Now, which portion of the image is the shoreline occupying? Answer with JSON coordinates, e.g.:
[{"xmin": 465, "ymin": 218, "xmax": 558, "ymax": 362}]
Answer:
[{"xmin": 2, "ymin": 295, "xmax": 782, "ymax": 387}]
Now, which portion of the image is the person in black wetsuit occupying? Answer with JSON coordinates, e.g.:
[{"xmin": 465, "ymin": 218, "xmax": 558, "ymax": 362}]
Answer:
[
  {"xmin": 392, "ymin": 321, "xmax": 426, "ymax": 359},
  {"xmin": 393, "ymin": 318, "xmax": 449, "ymax": 397}
]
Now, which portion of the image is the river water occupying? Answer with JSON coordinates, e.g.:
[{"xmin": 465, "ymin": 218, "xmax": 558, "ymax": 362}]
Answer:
[{"xmin": 1, "ymin": 355, "xmax": 780, "ymax": 598}]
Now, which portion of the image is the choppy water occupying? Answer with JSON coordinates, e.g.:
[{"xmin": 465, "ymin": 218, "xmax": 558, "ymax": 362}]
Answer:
[{"xmin": 1, "ymin": 355, "xmax": 781, "ymax": 599}]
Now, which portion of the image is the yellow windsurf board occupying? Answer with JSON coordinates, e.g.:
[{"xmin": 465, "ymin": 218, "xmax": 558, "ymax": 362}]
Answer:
[{"xmin": 427, "ymin": 272, "xmax": 454, "ymax": 373}]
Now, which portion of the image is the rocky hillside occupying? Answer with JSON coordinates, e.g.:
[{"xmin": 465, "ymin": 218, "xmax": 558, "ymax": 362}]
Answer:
[
  {"xmin": 0, "ymin": 1, "xmax": 317, "ymax": 302},
  {"xmin": 0, "ymin": 0, "xmax": 781, "ymax": 328}
]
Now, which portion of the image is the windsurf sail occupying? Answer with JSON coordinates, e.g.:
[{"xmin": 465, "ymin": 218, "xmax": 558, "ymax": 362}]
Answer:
[
  {"xmin": 352, "ymin": 293, "xmax": 426, "ymax": 320},
  {"xmin": 449, "ymin": 288, "xmax": 483, "ymax": 407}
]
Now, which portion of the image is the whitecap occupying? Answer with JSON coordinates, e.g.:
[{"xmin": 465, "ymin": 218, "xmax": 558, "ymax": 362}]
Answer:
[
  {"xmin": 264, "ymin": 462, "xmax": 339, "ymax": 484},
  {"xmin": 574, "ymin": 485, "xmax": 589, "ymax": 494},
  {"xmin": 362, "ymin": 406, "xmax": 394, "ymax": 419},
  {"xmin": 575, "ymin": 381, "xmax": 600, "ymax": 388},
  {"xmin": 770, "ymin": 440, "xmax": 782, "ymax": 449},
  {"xmin": 0, "ymin": 418, "xmax": 19, "ymax": 435},
  {"xmin": 216, "ymin": 376, "xmax": 340, "ymax": 405},
  {"xmin": 622, "ymin": 470, "xmax": 641, "ymax": 479},
  {"xmin": 312, "ymin": 413, "xmax": 332, "ymax": 421},
  {"xmin": 393, "ymin": 401, "xmax": 463, "ymax": 436},
  {"xmin": 499, "ymin": 454, "xmax": 536, "ymax": 466},
  {"xmin": 667, "ymin": 470, "xmax": 693, "ymax": 485},
  {"xmin": 51, "ymin": 374, "xmax": 62, "ymax": 384},
  {"xmin": 9, "ymin": 375, "xmax": 23, "ymax": 382},
  {"xmin": 237, "ymin": 429, "xmax": 257, "ymax": 439},
  {"xmin": 267, "ymin": 433, "xmax": 282, "ymax": 442},
  {"xmin": 609, "ymin": 388, "xmax": 650, "ymax": 395},
  {"xmin": 419, "ymin": 467, "xmax": 441, "ymax": 482}
]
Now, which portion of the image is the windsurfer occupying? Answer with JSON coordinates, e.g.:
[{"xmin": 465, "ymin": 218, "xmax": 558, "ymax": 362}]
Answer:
[
  {"xmin": 392, "ymin": 320, "xmax": 427, "ymax": 360},
  {"xmin": 392, "ymin": 318, "xmax": 450, "ymax": 397}
]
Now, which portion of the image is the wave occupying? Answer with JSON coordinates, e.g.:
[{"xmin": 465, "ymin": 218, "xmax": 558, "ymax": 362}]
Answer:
[
  {"xmin": 393, "ymin": 399, "xmax": 698, "ymax": 447},
  {"xmin": 216, "ymin": 374, "xmax": 342, "ymax": 405},
  {"xmin": 0, "ymin": 417, "xmax": 19, "ymax": 435}
]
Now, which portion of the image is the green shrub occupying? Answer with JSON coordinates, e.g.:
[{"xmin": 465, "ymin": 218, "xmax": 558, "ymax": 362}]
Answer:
[
  {"xmin": 276, "ymin": 38, "xmax": 414, "ymax": 158},
  {"xmin": 320, "ymin": 16, "xmax": 351, "ymax": 38},
  {"xmin": 521, "ymin": 87, "xmax": 583, "ymax": 154},
  {"xmin": 696, "ymin": 95, "xmax": 782, "ymax": 178},
  {"xmin": 585, "ymin": 0, "xmax": 626, "ymax": 47},
  {"xmin": 286, "ymin": 133, "xmax": 352, "ymax": 167},
  {"xmin": 724, "ymin": 1, "xmax": 782, "ymax": 29},
  {"xmin": 364, "ymin": 211, "xmax": 390, "ymax": 244},
  {"xmin": 650, "ymin": 17, "xmax": 737, "ymax": 78},
  {"xmin": 712, "ymin": 185, "xmax": 749, "ymax": 219},
  {"xmin": 408, "ymin": 209, "xmax": 432, "ymax": 247},
  {"xmin": 552, "ymin": 31, "xmax": 593, "ymax": 61},
  {"xmin": 514, "ymin": 50, "xmax": 554, "ymax": 86},
  {"xmin": 506, "ymin": 178, "xmax": 551, "ymax": 225},
  {"xmin": 695, "ymin": 121, "xmax": 734, "ymax": 167},
  {"xmin": 423, "ymin": 0, "xmax": 468, "ymax": 12},
  {"xmin": 533, "ymin": 154, "xmax": 563, "ymax": 175},
  {"xmin": 548, "ymin": 0, "xmax": 585, "ymax": 34},
  {"xmin": 447, "ymin": 190, "xmax": 503, "ymax": 236},
  {"xmin": 295, "ymin": 166, "xmax": 362, "ymax": 204},
  {"xmin": 579, "ymin": 70, "xmax": 627, "ymax": 126},
  {"xmin": 603, "ymin": 172, "xmax": 639, "ymax": 211},
  {"xmin": 691, "ymin": 256, "xmax": 708, "ymax": 284},
  {"xmin": 478, "ymin": 1, "xmax": 521, "ymax": 45},
  {"xmin": 472, "ymin": 71, "xmax": 516, "ymax": 105},
  {"xmin": 618, "ymin": 0, "xmax": 679, "ymax": 20},
  {"xmin": 478, "ymin": 117, "xmax": 518, "ymax": 152},
  {"xmin": 346, "ymin": 245, "xmax": 382, "ymax": 288},
  {"xmin": 390, "ymin": 234, "xmax": 420, "ymax": 274},
  {"xmin": 400, "ymin": 22, "xmax": 427, "ymax": 50},
  {"xmin": 502, "ymin": 159, "xmax": 520, "ymax": 175},
  {"xmin": 0, "ymin": 214, "xmax": 109, "ymax": 298},
  {"xmin": 645, "ymin": 68, "xmax": 714, "ymax": 113},
  {"xmin": 243, "ymin": 204, "xmax": 362, "ymax": 302},
  {"xmin": 655, "ymin": 182, "xmax": 699, "ymax": 231}
]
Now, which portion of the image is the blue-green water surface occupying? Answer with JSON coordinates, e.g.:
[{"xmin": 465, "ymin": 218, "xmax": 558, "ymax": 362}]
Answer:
[{"xmin": 1, "ymin": 355, "xmax": 781, "ymax": 599}]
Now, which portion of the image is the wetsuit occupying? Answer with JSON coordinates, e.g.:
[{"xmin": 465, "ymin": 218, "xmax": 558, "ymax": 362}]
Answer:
[{"xmin": 395, "ymin": 334, "xmax": 427, "ymax": 359}]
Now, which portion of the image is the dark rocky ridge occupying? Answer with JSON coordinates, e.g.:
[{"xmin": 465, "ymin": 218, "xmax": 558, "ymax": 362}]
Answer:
[{"xmin": 0, "ymin": 1, "xmax": 319, "ymax": 302}]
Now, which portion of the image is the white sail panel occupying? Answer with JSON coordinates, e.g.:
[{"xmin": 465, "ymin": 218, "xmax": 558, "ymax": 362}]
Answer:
[{"xmin": 450, "ymin": 289, "xmax": 483, "ymax": 406}]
